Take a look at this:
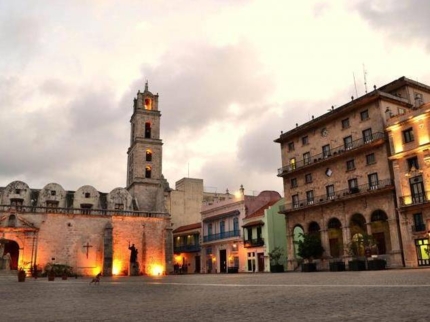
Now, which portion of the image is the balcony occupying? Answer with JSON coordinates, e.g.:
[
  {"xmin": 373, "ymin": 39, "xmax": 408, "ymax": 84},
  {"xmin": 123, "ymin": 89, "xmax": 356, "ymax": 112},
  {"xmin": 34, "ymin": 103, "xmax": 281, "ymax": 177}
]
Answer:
[
  {"xmin": 277, "ymin": 132, "xmax": 386, "ymax": 176},
  {"xmin": 280, "ymin": 178, "xmax": 394, "ymax": 214},
  {"xmin": 174, "ymin": 244, "xmax": 201, "ymax": 253},
  {"xmin": 243, "ymin": 238, "xmax": 264, "ymax": 248},
  {"xmin": 399, "ymin": 192, "xmax": 430, "ymax": 207},
  {"xmin": 411, "ymin": 223, "xmax": 427, "ymax": 233},
  {"xmin": 203, "ymin": 230, "xmax": 241, "ymax": 243},
  {"xmin": 0, "ymin": 205, "xmax": 170, "ymax": 218}
]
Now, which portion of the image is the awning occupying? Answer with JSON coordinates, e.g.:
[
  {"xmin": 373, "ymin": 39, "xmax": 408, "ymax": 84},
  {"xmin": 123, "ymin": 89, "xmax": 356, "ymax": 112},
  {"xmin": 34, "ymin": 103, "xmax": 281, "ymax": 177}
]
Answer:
[{"xmin": 242, "ymin": 220, "xmax": 265, "ymax": 228}]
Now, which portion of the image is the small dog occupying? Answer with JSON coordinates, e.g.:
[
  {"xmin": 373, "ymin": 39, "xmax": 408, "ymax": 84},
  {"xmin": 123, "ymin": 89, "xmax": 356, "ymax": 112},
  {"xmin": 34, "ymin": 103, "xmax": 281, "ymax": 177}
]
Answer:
[{"xmin": 89, "ymin": 273, "xmax": 101, "ymax": 285}]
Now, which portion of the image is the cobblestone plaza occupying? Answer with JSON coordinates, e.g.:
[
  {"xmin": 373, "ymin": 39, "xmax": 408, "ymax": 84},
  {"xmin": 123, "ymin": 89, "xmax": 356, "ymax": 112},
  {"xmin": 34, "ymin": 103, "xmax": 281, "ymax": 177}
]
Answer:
[{"xmin": 1, "ymin": 269, "xmax": 429, "ymax": 321}]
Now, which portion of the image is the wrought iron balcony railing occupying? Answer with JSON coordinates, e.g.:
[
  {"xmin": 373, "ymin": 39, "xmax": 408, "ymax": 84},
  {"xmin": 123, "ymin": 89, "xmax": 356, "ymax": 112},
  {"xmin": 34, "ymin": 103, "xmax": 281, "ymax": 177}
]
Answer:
[
  {"xmin": 277, "ymin": 132, "xmax": 386, "ymax": 176},
  {"xmin": 279, "ymin": 178, "xmax": 393, "ymax": 213},
  {"xmin": 174, "ymin": 244, "xmax": 201, "ymax": 253},
  {"xmin": 243, "ymin": 238, "xmax": 264, "ymax": 248},
  {"xmin": 0, "ymin": 205, "xmax": 169, "ymax": 218},
  {"xmin": 203, "ymin": 230, "xmax": 241, "ymax": 243},
  {"xmin": 399, "ymin": 192, "xmax": 430, "ymax": 207}
]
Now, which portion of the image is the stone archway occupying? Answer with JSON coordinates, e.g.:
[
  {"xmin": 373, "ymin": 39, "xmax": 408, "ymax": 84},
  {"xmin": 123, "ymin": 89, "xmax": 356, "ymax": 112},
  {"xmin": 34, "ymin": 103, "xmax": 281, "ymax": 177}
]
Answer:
[
  {"xmin": 1, "ymin": 239, "xmax": 20, "ymax": 270},
  {"xmin": 370, "ymin": 209, "xmax": 390, "ymax": 255},
  {"xmin": 349, "ymin": 213, "xmax": 367, "ymax": 257},
  {"xmin": 327, "ymin": 218, "xmax": 343, "ymax": 258}
]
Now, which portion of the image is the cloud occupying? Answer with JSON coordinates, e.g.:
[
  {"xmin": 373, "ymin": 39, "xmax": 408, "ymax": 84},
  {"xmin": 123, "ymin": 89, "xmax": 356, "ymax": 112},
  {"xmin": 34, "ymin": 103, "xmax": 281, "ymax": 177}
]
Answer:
[{"xmin": 352, "ymin": 0, "xmax": 430, "ymax": 51}]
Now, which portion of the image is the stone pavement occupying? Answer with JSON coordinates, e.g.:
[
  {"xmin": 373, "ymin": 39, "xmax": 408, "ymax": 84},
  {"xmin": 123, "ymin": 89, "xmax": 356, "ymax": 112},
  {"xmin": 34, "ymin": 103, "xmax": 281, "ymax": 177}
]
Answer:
[{"xmin": 1, "ymin": 269, "xmax": 430, "ymax": 322}]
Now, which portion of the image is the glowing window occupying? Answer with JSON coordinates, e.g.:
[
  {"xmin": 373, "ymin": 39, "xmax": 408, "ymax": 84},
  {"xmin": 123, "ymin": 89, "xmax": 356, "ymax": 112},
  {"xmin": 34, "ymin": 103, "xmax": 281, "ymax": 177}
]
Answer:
[
  {"xmin": 146, "ymin": 150, "xmax": 152, "ymax": 161},
  {"xmin": 145, "ymin": 166, "xmax": 152, "ymax": 178},
  {"xmin": 144, "ymin": 98, "xmax": 152, "ymax": 110}
]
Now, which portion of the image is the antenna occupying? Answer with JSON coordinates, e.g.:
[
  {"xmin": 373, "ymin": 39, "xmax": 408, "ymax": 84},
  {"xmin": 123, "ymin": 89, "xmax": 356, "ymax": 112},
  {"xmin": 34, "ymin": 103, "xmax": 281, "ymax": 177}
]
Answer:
[
  {"xmin": 363, "ymin": 64, "xmax": 368, "ymax": 94},
  {"xmin": 353, "ymin": 73, "xmax": 358, "ymax": 97}
]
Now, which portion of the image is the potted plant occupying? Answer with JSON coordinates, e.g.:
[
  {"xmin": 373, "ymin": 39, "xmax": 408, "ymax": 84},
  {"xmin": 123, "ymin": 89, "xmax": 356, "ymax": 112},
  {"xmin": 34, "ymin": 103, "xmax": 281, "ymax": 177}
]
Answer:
[
  {"xmin": 268, "ymin": 246, "xmax": 285, "ymax": 273},
  {"xmin": 296, "ymin": 233, "xmax": 324, "ymax": 272},
  {"xmin": 48, "ymin": 269, "xmax": 56, "ymax": 281},
  {"xmin": 18, "ymin": 268, "xmax": 26, "ymax": 282}
]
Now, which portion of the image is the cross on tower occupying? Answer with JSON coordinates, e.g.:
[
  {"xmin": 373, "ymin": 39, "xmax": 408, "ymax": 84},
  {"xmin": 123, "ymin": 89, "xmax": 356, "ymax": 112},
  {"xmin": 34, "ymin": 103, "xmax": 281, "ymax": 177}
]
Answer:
[{"xmin": 83, "ymin": 242, "xmax": 93, "ymax": 259}]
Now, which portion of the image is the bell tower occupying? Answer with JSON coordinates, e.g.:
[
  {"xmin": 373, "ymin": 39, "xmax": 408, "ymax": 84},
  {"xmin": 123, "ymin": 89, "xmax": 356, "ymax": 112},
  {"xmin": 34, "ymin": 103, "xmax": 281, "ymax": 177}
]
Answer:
[{"xmin": 127, "ymin": 82, "xmax": 164, "ymax": 212}]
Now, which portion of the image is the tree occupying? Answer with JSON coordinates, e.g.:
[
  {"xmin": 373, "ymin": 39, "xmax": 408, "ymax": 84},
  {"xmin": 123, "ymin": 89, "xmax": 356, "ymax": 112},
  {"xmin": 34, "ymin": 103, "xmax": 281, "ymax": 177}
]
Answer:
[{"xmin": 296, "ymin": 233, "xmax": 324, "ymax": 263}]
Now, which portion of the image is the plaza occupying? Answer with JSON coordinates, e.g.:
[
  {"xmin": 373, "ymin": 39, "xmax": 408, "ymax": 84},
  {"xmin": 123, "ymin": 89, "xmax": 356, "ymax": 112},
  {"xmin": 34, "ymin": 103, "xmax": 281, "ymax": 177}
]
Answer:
[{"xmin": 1, "ymin": 269, "xmax": 429, "ymax": 321}]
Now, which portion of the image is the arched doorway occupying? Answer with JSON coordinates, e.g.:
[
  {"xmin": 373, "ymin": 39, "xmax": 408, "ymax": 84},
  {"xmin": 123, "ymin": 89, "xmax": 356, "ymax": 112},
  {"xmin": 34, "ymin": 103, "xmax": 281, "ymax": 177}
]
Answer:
[
  {"xmin": 2, "ymin": 239, "xmax": 20, "ymax": 270},
  {"xmin": 370, "ymin": 209, "xmax": 390, "ymax": 255},
  {"xmin": 327, "ymin": 218, "xmax": 343, "ymax": 258}
]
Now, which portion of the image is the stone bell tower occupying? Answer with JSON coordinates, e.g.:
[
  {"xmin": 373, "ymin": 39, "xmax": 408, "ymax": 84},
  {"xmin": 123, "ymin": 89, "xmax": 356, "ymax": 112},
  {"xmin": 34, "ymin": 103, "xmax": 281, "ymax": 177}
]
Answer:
[{"xmin": 126, "ymin": 82, "xmax": 165, "ymax": 212}]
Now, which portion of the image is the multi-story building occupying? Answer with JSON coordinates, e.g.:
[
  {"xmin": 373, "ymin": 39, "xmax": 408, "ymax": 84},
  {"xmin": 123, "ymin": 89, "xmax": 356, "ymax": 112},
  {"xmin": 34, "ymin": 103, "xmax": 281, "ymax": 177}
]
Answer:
[
  {"xmin": 242, "ymin": 198, "xmax": 286, "ymax": 272},
  {"xmin": 275, "ymin": 76, "xmax": 430, "ymax": 270},
  {"xmin": 386, "ymin": 82, "xmax": 430, "ymax": 267},
  {"xmin": 201, "ymin": 188, "xmax": 281, "ymax": 273}
]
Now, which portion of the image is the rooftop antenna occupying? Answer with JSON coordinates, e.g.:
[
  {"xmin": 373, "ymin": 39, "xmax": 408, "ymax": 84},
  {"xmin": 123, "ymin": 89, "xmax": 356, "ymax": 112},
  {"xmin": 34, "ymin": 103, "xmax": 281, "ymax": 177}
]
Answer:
[
  {"xmin": 363, "ymin": 64, "xmax": 368, "ymax": 94},
  {"xmin": 353, "ymin": 72, "xmax": 358, "ymax": 97}
]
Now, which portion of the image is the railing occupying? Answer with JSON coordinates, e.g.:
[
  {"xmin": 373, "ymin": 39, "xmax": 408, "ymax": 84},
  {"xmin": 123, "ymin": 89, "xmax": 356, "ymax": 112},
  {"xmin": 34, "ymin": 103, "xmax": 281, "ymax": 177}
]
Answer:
[
  {"xmin": 203, "ymin": 230, "xmax": 240, "ymax": 243},
  {"xmin": 412, "ymin": 224, "xmax": 427, "ymax": 233},
  {"xmin": 243, "ymin": 238, "xmax": 264, "ymax": 248},
  {"xmin": 174, "ymin": 244, "xmax": 201, "ymax": 253},
  {"xmin": 277, "ymin": 132, "xmax": 386, "ymax": 176},
  {"xmin": 0, "ymin": 205, "xmax": 170, "ymax": 218},
  {"xmin": 280, "ymin": 178, "xmax": 393, "ymax": 213},
  {"xmin": 399, "ymin": 192, "xmax": 430, "ymax": 207}
]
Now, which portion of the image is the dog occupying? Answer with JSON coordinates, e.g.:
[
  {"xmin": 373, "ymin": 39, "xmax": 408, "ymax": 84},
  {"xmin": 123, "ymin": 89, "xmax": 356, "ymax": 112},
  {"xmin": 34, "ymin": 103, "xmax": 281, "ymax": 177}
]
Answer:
[{"xmin": 89, "ymin": 272, "xmax": 101, "ymax": 285}]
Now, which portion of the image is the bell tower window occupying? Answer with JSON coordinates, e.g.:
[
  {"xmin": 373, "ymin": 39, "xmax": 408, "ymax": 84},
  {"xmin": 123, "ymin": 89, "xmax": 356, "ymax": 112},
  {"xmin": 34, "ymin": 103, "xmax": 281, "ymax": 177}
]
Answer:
[
  {"xmin": 145, "ymin": 122, "xmax": 151, "ymax": 138},
  {"xmin": 145, "ymin": 166, "xmax": 152, "ymax": 178},
  {"xmin": 146, "ymin": 150, "xmax": 152, "ymax": 161},
  {"xmin": 144, "ymin": 98, "xmax": 152, "ymax": 110}
]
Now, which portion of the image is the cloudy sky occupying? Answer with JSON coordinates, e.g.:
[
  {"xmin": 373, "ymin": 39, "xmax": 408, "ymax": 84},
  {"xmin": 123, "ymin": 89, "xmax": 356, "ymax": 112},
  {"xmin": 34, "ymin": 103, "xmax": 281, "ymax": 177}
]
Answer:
[{"xmin": 1, "ymin": 0, "xmax": 430, "ymax": 196}]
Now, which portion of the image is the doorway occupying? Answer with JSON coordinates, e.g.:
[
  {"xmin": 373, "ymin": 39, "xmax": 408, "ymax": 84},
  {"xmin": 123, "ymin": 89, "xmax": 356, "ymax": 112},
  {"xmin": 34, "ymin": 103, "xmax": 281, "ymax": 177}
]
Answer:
[
  {"xmin": 220, "ymin": 249, "xmax": 227, "ymax": 273},
  {"xmin": 195, "ymin": 256, "xmax": 201, "ymax": 273},
  {"xmin": 257, "ymin": 253, "xmax": 264, "ymax": 272},
  {"xmin": 3, "ymin": 240, "xmax": 20, "ymax": 270}
]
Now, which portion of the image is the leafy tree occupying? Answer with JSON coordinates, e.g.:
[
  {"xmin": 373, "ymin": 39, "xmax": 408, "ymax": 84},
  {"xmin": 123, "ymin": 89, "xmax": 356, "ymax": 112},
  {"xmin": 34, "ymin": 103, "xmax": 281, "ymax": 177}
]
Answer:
[{"xmin": 296, "ymin": 233, "xmax": 324, "ymax": 262}]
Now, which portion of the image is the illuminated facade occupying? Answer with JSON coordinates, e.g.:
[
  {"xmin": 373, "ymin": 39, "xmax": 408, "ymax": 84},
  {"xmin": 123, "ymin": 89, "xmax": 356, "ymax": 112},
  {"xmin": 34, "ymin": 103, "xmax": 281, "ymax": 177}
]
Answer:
[
  {"xmin": 275, "ymin": 76, "xmax": 430, "ymax": 270},
  {"xmin": 0, "ymin": 83, "xmax": 173, "ymax": 276},
  {"xmin": 386, "ymin": 83, "xmax": 430, "ymax": 267}
]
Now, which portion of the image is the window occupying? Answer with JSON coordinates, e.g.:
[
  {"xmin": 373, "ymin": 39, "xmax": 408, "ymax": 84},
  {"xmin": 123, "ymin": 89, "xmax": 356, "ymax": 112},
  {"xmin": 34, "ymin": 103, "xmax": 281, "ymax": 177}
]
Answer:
[
  {"xmin": 326, "ymin": 185, "xmax": 335, "ymax": 200},
  {"xmin": 348, "ymin": 179, "xmax": 358, "ymax": 193},
  {"xmin": 341, "ymin": 118, "xmax": 350, "ymax": 129},
  {"xmin": 289, "ymin": 158, "xmax": 296, "ymax": 170},
  {"xmin": 85, "ymin": 192, "xmax": 91, "ymax": 198},
  {"xmin": 368, "ymin": 173, "xmax": 379, "ymax": 189},
  {"xmin": 145, "ymin": 122, "xmax": 151, "ymax": 138},
  {"xmin": 144, "ymin": 98, "xmax": 152, "ymax": 110},
  {"xmin": 292, "ymin": 194, "xmax": 299, "ymax": 208},
  {"xmin": 220, "ymin": 221, "xmax": 225, "ymax": 237},
  {"xmin": 413, "ymin": 213, "xmax": 426, "ymax": 232},
  {"xmin": 306, "ymin": 191, "xmax": 314, "ymax": 205},
  {"xmin": 115, "ymin": 203, "xmax": 124, "ymax": 210},
  {"xmin": 233, "ymin": 217, "xmax": 239, "ymax": 232},
  {"xmin": 322, "ymin": 144, "xmax": 331, "ymax": 158},
  {"xmin": 145, "ymin": 166, "xmax": 152, "ymax": 178},
  {"xmin": 146, "ymin": 150, "xmax": 152, "ymax": 162},
  {"xmin": 360, "ymin": 110, "xmax": 369, "ymax": 121},
  {"xmin": 346, "ymin": 159, "xmax": 355, "ymax": 171},
  {"xmin": 305, "ymin": 173, "xmax": 313, "ymax": 184},
  {"xmin": 46, "ymin": 201, "xmax": 59, "ymax": 212},
  {"xmin": 362, "ymin": 128, "xmax": 373, "ymax": 143},
  {"xmin": 288, "ymin": 142, "xmax": 295, "ymax": 151},
  {"xmin": 302, "ymin": 136, "xmax": 309, "ymax": 145},
  {"xmin": 290, "ymin": 178, "xmax": 297, "ymax": 188},
  {"xmin": 303, "ymin": 152, "xmax": 311, "ymax": 165},
  {"xmin": 344, "ymin": 136, "xmax": 353, "ymax": 150},
  {"xmin": 366, "ymin": 153, "xmax": 376, "ymax": 165},
  {"xmin": 403, "ymin": 128, "xmax": 415, "ymax": 143},
  {"xmin": 50, "ymin": 190, "xmax": 56, "ymax": 196},
  {"xmin": 398, "ymin": 107, "xmax": 405, "ymax": 115},
  {"xmin": 407, "ymin": 156, "xmax": 419, "ymax": 171},
  {"xmin": 15, "ymin": 189, "xmax": 21, "ymax": 194},
  {"xmin": 208, "ymin": 223, "xmax": 213, "ymax": 236}
]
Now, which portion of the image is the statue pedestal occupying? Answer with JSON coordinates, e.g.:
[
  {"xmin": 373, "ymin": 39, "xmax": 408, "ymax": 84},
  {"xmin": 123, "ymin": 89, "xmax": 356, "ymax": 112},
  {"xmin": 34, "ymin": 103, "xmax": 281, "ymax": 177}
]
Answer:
[{"xmin": 129, "ymin": 262, "xmax": 140, "ymax": 276}]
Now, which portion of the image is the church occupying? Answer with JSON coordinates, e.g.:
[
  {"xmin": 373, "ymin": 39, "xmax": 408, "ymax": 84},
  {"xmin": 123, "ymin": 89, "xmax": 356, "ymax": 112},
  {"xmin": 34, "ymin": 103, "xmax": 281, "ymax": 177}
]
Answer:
[{"xmin": 0, "ymin": 83, "xmax": 174, "ymax": 276}]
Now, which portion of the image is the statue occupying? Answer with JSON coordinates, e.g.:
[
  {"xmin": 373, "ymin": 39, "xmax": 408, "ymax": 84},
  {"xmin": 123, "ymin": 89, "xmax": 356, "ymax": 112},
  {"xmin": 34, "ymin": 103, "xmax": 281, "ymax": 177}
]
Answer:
[
  {"xmin": 128, "ymin": 242, "xmax": 138, "ymax": 263},
  {"xmin": 3, "ymin": 253, "xmax": 11, "ymax": 270}
]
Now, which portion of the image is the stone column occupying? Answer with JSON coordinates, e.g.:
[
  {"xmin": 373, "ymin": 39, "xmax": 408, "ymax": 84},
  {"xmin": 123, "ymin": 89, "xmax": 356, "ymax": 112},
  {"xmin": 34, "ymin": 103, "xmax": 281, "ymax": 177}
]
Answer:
[{"xmin": 103, "ymin": 222, "xmax": 113, "ymax": 276}]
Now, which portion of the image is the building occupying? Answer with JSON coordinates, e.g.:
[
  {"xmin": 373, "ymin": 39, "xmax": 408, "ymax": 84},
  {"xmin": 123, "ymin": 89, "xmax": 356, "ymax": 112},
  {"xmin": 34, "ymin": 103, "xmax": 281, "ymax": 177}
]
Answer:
[
  {"xmin": 275, "ymin": 76, "xmax": 430, "ymax": 270},
  {"xmin": 201, "ymin": 188, "xmax": 281, "ymax": 273},
  {"xmin": 385, "ymin": 80, "xmax": 430, "ymax": 267},
  {"xmin": 243, "ymin": 197, "xmax": 286, "ymax": 272},
  {"xmin": 0, "ymin": 83, "xmax": 173, "ymax": 276}
]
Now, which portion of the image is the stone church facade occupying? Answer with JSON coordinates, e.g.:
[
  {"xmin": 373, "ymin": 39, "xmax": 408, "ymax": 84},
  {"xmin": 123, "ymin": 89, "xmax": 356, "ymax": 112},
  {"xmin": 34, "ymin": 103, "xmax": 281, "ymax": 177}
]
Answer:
[{"xmin": 0, "ymin": 83, "xmax": 173, "ymax": 276}]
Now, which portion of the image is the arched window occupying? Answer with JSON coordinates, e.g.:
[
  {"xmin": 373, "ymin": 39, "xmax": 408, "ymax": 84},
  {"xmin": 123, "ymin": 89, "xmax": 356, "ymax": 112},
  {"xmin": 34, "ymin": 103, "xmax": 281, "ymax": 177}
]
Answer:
[
  {"xmin": 144, "ymin": 98, "xmax": 152, "ymax": 110},
  {"xmin": 146, "ymin": 150, "xmax": 152, "ymax": 162},
  {"xmin": 145, "ymin": 122, "xmax": 151, "ymax": 138},
  {"xmin": 293, "ymin": 226, "xmax": 304, "ymax": 258},
  {"xmin": 145, "ymin": 166, "xmax": 152, "ymax": 178}
]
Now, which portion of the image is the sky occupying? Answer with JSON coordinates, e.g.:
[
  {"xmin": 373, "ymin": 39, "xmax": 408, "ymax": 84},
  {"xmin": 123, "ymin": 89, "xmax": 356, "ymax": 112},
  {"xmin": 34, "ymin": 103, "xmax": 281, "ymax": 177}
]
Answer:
[{"xmin": 1, "ymin": 0, "xmax": 430, "ymax": 196}]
